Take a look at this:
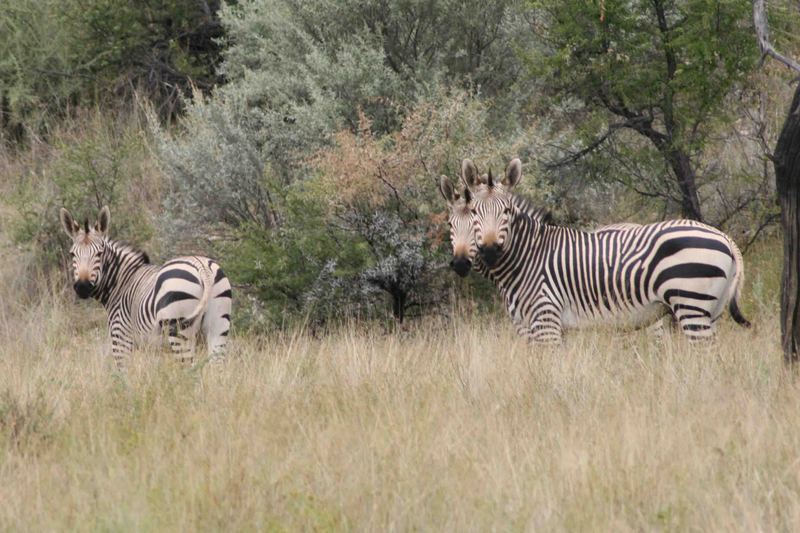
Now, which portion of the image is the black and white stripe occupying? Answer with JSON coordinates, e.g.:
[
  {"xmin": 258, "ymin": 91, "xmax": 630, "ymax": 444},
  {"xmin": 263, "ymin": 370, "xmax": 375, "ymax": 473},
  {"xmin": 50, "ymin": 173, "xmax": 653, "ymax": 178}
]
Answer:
[
  {"xmin": 60, "ymin": 206, "xmax": 232, "ymax": 368},
  {"xmin": 459, "ymin": 159, "xmax": 749, "ymax": 343},
  {"xmin": 441, "ymin": 165, "xmax": 661, "ymax": 338}
]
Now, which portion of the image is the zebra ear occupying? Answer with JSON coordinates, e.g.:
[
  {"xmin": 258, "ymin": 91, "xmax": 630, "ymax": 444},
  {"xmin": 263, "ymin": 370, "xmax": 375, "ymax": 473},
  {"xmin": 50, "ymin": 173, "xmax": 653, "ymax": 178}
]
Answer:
[
  {"xmin": 504, "ymin": 158, "xmax": 522, "ymax": 189},
  {"xmin": 60, "ymin": 208, "xmax": 79, "ymax": 238},
  {"xmin": 438, "ymin": 176, "xmax": 459, "ymax": 205},
  {"xmin": 461, "ymin": 159, "xmax": 480, "ymax": 191},
  {"xmin": 96, "ymin": 205, "xmax": 110, "ymax": 234}
]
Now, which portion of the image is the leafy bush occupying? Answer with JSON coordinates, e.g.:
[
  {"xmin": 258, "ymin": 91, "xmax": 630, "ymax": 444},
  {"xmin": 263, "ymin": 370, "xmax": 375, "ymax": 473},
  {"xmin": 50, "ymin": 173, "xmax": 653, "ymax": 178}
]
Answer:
[
  {"xmin": 156, "ymin": 86, "xmax": 555, "ymax": 327},
  {"xmin": 5, "ymin": 110, "xmax": 159, "ymax": 267},
  {"xmin": 145, "ymin": 0, "xmax": 563, "ymax": 326},
  {"xmin": 0, "ymin": 0, "xmax": 222, "ymax": 139},
  {"xmin": 215, "ymin": 187, "xmax": 370, "ymax": 329}
]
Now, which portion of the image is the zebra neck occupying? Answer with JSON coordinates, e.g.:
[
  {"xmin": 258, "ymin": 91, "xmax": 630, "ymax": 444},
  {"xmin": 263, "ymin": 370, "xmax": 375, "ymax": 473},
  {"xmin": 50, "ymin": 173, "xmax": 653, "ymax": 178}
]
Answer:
[
  {"xmin": 93, "ymin": 239, "xmax": 151, "ymax": 307},
  {"xmin": 473, "ymin": 258, "xmax": 490, "ymax": 277},
  {"xmin": 485, "ymin": 211, "xmax": 543, "ymax": 283}
]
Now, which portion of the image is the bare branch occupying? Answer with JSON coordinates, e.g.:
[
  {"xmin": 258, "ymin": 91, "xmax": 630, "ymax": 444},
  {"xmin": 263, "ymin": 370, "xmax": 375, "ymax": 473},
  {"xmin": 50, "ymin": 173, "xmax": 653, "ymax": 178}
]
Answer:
[
  {"xmin": 753, "ymin": 0, "xmax": 800, "ymax": 74},
  {"xmin": 741, "ymin": 212, "xmax": 780, "ymax": 254},
  {"xmin": 541, "ymin": 117, "xmax": 655, "ymax": 170},
  {"xmin": 542, "ymin": 122, "xmax": 624, "ymax": 169}
]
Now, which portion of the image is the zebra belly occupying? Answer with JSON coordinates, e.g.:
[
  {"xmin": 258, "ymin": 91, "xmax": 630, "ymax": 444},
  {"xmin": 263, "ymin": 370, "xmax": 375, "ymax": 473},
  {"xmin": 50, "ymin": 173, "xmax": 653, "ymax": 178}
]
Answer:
[{"xmin": 560, "ymin": 302, "xmax": 668, "ymax": 331}]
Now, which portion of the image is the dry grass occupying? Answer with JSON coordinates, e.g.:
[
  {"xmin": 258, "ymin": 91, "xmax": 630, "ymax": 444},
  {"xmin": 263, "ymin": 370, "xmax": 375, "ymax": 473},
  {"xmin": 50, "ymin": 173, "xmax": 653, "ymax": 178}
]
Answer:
[{"xmin": 0, "ymin": 236, "xmax": 797, "ymax": 532}]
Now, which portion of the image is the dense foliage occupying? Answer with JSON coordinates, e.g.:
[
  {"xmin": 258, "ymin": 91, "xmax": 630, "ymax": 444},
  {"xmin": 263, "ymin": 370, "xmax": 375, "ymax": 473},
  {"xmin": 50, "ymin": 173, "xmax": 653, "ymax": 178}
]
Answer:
[
  {"xmin": 152, "ymin": 0, "xmax": 543, "ymax": 325},
  {"xmin": 0, "ymin": 0, "xmax": 222, "ymax": 137},
  {"xmin": 528, "ymin": 0, "xmax": 758, "ymax": 221}
]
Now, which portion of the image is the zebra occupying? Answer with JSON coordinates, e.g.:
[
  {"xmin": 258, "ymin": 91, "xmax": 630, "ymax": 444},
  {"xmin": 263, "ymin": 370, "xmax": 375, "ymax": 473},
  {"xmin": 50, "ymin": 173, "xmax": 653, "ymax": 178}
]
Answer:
[
  {"xmin": 60, "ymin": 205, "xmax": 232, "ymax": 368},
  {"xmin": 439, "ymin": 163, "xmax": 668, "ymax": 338},
  {"xmin": 459, "ymin": 158, "xmax": 750, "ymax": 343}
]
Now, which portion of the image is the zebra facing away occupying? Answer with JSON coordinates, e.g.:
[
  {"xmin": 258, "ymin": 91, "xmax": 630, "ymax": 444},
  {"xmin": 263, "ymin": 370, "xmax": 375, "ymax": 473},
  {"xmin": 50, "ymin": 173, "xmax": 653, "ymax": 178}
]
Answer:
[
  {"xmin": 60, "ymin": 206, "xmax": 232, "ymax": 368},
  {"xmin": 460, "ymin": 158, "xmax": 750, "ymax": 343}
]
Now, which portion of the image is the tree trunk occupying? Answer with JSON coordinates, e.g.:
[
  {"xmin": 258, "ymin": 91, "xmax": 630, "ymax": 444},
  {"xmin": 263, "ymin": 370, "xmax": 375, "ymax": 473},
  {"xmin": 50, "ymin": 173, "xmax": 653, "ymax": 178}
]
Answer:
[
  {"xmin": 634, "ymin": 121, "xmax": 705, "ymax": 221},
  {"xmin": 392, "ymin": 289, "xmax": 406, "ymax": 323},
  {"xmin": 667, "ymin": 149, "xmax": 704, "ymax": 222},
  {"xmin": 775, "ymin": 83, "xmax": 800, "ymax": 364}
]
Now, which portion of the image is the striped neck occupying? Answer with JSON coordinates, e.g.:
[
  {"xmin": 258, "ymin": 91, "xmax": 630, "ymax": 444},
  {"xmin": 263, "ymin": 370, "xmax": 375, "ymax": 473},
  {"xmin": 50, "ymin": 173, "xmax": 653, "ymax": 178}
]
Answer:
[
  {"xmin": 484, "ymin": 208, "xmax": 545, "ymax": 281},
  {"xmin": 472, "ymin": 194, "xmax": 551, "ymax": 279},
  {"xmin": 93, "ymin": 238, "xmax": 151, "ymax": 306}
]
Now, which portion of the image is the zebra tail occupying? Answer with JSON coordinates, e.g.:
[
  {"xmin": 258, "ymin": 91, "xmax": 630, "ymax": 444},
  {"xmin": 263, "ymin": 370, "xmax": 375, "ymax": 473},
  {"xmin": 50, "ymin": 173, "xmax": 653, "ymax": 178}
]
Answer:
[
  {"xmin": 727, "ymin": 238, "xmax": 751, "ymax": 328},
  {"xmin": 185, "ymin": 263, "xmax": 214, "ymax": 324}
]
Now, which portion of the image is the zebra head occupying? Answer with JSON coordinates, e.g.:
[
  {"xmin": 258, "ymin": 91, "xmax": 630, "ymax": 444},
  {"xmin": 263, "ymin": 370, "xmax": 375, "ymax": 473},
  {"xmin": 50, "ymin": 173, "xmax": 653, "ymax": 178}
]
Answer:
[
  {"xmin": 463, "ymin": 158, "xmax": 523, "ymax": 268},
  {"xmin": 59, "ymin": 206, "xmax": 110, "ymax": 299},
  {"xmin": 438, "ymin": 174, "xmax": 475, "ymax": 277}
]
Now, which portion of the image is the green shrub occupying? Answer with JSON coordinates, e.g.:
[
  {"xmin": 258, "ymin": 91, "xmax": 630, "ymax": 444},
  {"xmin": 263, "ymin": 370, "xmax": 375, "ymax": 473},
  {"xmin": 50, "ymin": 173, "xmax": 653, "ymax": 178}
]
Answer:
[
  {"xmin": 6, "ymin": 110, "xmax": 159, "ymax": 268},
  {"xmin": 0, "ymin": 0, "xmax": 223, "ymax": 139}
]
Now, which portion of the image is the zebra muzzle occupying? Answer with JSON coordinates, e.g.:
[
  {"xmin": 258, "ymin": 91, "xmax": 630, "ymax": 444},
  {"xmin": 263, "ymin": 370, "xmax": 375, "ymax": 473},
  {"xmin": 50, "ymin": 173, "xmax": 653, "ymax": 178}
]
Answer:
[
  {"xmin": 479, "ymin": 244, "xmax": 501, "ymax": 267},
  {"xmin": 73, "ymin": 280, "xmax": 94, "ymax": 299},
  {"xmin": 450, "ymin": 257, "xmax": 471, "ymax": 277}
]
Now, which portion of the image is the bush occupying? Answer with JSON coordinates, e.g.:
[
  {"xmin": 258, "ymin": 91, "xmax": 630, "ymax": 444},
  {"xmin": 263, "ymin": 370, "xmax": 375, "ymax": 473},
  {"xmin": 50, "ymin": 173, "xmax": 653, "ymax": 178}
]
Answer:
[
  {"xmin": 5, "ymin": 110, "xmax": 160, "ymax": 268},
  {"xmin": 170, "ymin": 90, "xmax": 555, "ymax": 327},
  {"xmin": 0, "ymin": 0, "xmax": 223, "ymax": 139}
]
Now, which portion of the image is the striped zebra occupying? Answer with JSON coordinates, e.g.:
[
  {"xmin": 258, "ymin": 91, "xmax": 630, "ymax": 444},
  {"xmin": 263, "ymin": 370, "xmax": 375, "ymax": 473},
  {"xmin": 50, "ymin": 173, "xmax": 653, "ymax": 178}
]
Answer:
[
  {"xmin": 439, "ymin": 165, "xmax": 665, "ymax": 338},
  {"xmin": 60, "ymin": 206, "xmax": 232, "ymax": 368},
  {"xmin": 456, "ymin": 158, "xmax": 749, "ymax": 343}
]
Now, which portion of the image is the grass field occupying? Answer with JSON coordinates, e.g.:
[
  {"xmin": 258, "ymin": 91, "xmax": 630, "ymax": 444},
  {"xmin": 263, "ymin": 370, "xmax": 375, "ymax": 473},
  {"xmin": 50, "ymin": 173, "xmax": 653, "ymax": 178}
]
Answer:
[{"xmin": 1, "ymin": 238, "xmax": 799, "ymax": 531}]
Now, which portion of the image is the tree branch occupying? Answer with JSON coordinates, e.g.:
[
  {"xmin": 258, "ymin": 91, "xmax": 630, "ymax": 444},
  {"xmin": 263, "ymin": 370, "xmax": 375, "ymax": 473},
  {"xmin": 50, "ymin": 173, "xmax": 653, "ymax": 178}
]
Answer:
[
  {"xmin": 541, "ymin": 122, "xmax": 626, "ymax": 169},
  {"xmin": 753, "ymin": 0, "xmax": 800, "ymax": 74},
  {"xmin": 741, "ymin": 212, "xmax": 780, "ymax": 254}
]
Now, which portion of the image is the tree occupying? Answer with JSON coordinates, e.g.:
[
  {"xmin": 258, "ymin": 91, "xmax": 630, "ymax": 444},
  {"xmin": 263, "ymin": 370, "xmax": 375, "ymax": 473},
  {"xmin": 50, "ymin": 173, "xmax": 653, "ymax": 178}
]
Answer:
[
  {"xmin": 529, "ymin": 0, "xmax": 757, "ymax": 221},
  {"xmin": 753, "ymin": 0, "xmax": 800, "ymax": 364},
  {"xmin": 0, "ymin": 0, "xmax": 223, "ymax": 138}
]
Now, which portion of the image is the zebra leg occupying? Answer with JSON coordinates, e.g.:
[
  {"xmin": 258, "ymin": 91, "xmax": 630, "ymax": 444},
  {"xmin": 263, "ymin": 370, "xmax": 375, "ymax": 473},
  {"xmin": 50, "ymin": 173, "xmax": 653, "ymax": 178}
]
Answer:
[
  {"xmin": 204, "ymin": 325, "xmax": 230, "ymax": 365},
  {"xmin": 529, "ymin": 319, "xmax": 563, "ymax": 344},
  {"xmin": 202, "ymin": 269, "xmax": 232, "ymax": 365},
  {"xmin": 506, "ymin": 299, "xmax": 556, "ymax": 344},
  {"xmin": 109, "ymin": 336, "xmax": 133, "ymax": 371},
  {"xmin": 161, "ymin": 318, "xmax": 198, "ymax": 365},
  {"xmin": 672, "ymin": 305, "xmax": 716, "ymax": 342},
  {"xmin": 528, "ymin": 302, "xmax": 564, "ymax": 345},
  {"xmin": 108, "ymin": 315, "xmax": 133, "ymax": 371},
  {"xmin": 507, "ymin": 302, "xmax": 533, "ymax": 341}
]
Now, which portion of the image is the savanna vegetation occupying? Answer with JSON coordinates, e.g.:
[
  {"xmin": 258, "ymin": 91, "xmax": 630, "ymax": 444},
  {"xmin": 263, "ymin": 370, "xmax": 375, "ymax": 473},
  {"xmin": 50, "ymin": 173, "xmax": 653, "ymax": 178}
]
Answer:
[{"xmin": 2, "ymin": 0, "xmax": 800, "ymax": 530}]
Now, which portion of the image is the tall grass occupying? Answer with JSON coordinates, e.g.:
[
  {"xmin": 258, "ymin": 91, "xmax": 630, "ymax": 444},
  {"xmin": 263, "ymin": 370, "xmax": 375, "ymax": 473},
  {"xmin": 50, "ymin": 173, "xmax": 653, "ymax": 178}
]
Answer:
[{"xmin": 0, "ymin": 230, "xmax": 797, "ymax": 531}]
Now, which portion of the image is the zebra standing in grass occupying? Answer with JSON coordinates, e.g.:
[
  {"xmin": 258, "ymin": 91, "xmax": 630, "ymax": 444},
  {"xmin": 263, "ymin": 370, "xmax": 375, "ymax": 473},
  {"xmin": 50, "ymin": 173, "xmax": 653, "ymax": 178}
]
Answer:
[
  {"xmin": 438, "ymin": 163, "xmax": 661, "ymax": 339},
  {"xmin": 60, "ymin": 206, "xmax": 232, "ymax": 368},
  {"xmin": 458, "ymin": 158, "xmax": 749, "ymax": 343}
]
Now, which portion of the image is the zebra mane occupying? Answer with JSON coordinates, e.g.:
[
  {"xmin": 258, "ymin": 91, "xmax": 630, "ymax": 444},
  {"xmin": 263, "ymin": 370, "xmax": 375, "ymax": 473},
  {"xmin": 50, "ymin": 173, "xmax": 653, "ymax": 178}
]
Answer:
[
  {"xmin": 510, "ymin": 193, "xmax": 553, "ymax": 226},
  {"xmin": 105, "ymin": 238, "xmax": 150, "ymax": 265}
]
